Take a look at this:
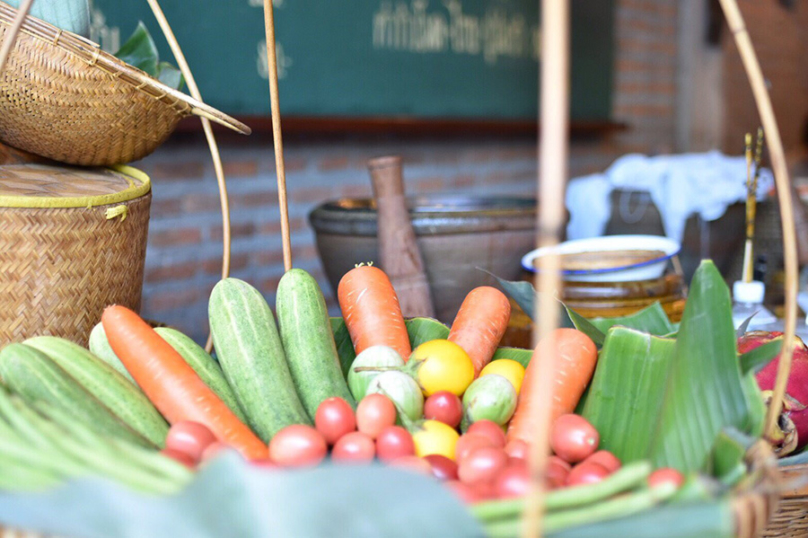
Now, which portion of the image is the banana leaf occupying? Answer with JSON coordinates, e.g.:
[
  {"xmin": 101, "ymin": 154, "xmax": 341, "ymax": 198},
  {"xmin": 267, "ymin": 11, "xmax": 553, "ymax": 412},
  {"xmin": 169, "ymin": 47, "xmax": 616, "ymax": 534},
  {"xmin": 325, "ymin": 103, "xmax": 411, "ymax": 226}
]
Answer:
[
  {"xmin": 589, "ymin": 302, "xmax": 675, "ymax": 336},
  {"xmin": 491, "ymin": 347, "xmax": 533, "ymax": 369},
  {"xmin": 114, "ymin": 22, "xmax": 184, "ymax": 90}
]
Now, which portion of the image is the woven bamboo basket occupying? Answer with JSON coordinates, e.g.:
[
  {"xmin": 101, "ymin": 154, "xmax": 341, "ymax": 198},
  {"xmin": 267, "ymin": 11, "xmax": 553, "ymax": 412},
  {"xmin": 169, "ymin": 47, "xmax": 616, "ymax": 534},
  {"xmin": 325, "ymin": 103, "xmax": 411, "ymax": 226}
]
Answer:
[
  {"xmin": 0, "ymin": 163, "xmax": 151, "ymax": 346},
  {"xmin": 762, "ymin": 464, "xmax": 808, "ymax": 538},
  {"xmin": 0, "ymin": 1, "xmax": 250, "ymax": 166}
]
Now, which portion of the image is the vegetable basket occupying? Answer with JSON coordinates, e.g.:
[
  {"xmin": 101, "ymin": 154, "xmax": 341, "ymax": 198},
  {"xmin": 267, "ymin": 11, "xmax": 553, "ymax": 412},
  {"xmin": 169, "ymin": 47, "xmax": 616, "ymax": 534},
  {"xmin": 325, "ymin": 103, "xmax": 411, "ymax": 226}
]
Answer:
[
  {"xmin": 762, "ymin": 463, "xmax": 808, "ymax": 537},
  {"xmin": 0, "ymin": 1, "xmax": 250, "ymax": 166}
]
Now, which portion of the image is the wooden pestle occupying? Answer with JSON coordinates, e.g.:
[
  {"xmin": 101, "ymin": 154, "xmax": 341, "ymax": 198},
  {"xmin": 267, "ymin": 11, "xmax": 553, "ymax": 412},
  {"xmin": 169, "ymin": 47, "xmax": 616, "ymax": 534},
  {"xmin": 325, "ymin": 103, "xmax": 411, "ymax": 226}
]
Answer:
[{"xmin": 367, "ymin": 156, "xmax": 435, "ymax": 319}]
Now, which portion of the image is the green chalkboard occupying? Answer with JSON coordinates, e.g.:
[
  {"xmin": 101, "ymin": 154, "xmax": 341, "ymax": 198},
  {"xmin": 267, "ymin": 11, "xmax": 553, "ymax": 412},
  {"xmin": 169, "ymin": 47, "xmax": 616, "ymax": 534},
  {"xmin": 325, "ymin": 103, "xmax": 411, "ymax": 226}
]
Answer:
[{"xmin": 89, "ymin": 0, "xmax": 614, "ymax": 121}]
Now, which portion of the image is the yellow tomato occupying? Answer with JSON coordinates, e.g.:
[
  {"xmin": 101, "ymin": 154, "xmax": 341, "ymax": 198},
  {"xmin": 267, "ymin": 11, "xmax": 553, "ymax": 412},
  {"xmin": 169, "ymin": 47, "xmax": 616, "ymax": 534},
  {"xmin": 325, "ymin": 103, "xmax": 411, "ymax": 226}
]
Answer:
[
  {"xmin": 410, "ymin": 340, "xmax": 474, "ymax": 396},
  {"xmin": 479, "ymin": 359, "xmax": 526, "ymax": 395},
  {"xmin": 412, "ymin": 420, "xmax": 460, "ymax": 460}
]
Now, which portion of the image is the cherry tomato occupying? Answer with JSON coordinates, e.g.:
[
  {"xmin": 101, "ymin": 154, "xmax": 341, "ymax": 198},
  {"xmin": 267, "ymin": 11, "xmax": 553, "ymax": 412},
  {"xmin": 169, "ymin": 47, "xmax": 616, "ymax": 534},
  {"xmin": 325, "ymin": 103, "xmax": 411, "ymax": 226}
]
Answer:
[
  {"xmin": 160, "ymin": 448, "xmax": 196, "ymax": 469},
  {"xmin": 648, "ymin": 468, "xmax": 684, "ymax": 489},
  {"xmin": 467, "ymin": 420, "xmax": 507, "ymax": 448},
  {"xmin": 200, "ymin": 442, "xmax": 230, "ymax": 462},
  {"xmin": 505, "ymin": 439, "xmax": 529, "ymax": 460},
  {"xmin": 584, "ymin": 450, "xmax": 621, "ymax": 473},
  {"xmin": 458, "ymin": 447, "xmax": 508, "ymax": 485},
  {"xmin": 546, "ymin": 456, "xmax": 571, "ymax": 489},
  {"xmin": 269, "ymin": 425, "xmax": 327, "ymax": 468},
  {"xmin": 357, "ymin": 394, "xmax": 397, "ymax": 439},
  {"xmin": 332, "ymin": 431, "xmax": 375, "ymax": 463},
  {"xmin": 445, "ymin": 480, "xmax": 483, "ymax": 504},
  {"xmin": 166, "ymin": 421, "xmax": 217, "ymax": 462},
  {"xmin": 455, "ymin": 433, "xmax": 497, "ymax": 464},
  {"xmin": 566, "ymin": 461, "xmax": 610, "ymax": 487},
  {"xmin": 495, "ymin": 460, "xmax": 530, "ymax": 499},
  {"xmin": 551, "ymin": 414, "xmax": 599, "ymax": 463},
  {"xmin": 389, "ymin": 455, "xmax": 432, "ymax": 475},
  {"xmin": 424, "ymin": 454, "xmax": 459, "ymax": 481},
  {"xmin": 315, "ymin": 397, "xmax": 356, "ymax": 445},
  {"xmin": 423, "ymin": 391, "xmax": 463, "ymax": 428},
  {"xmin": 376, "ymin": 426, "xmax": 415, "ymax": 462}
]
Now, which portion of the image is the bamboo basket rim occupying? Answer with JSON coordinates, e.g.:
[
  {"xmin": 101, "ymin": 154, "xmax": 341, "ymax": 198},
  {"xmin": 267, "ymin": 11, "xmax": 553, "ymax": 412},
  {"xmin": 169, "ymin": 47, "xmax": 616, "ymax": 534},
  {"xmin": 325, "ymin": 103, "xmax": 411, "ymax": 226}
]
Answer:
[
  {"xmin": 0, "ymin": 1, "xmax": 251, "ymax": 137},
  {"xmin": 0, "ymin": 164, "xmax": 150, "ymax": 208}
]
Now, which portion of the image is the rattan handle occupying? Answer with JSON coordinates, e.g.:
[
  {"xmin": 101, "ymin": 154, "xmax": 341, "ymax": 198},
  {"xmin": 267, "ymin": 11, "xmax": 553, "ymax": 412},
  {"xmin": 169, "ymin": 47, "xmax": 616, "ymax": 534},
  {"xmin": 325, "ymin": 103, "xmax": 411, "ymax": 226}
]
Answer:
[{"xmin": 189, "ymin": 103, "xmax": 251, "ymax": 135}]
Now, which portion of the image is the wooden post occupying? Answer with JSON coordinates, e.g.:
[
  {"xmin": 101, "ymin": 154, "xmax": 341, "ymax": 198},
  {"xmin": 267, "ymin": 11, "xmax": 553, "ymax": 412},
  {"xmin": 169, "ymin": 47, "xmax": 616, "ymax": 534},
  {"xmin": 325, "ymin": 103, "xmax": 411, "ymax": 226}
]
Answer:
[
  {"xmin": 522, "ymin": 1, "xmax": 570, "ymax": 537},
  {"xmin": 368, "ymin": 156, "xmax": 435, "ymax": 319}
]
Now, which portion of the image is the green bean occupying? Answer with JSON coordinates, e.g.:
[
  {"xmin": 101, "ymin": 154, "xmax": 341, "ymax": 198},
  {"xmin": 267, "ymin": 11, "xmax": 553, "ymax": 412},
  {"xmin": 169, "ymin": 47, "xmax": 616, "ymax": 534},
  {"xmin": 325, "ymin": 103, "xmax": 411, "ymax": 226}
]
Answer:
[
  {"xmin": 483, "ymin": 482, "xmax": 678, "ymax": 537},
  {"xmin": 472, "ymin": 461, "xmax": 652, "ymax": 522}
]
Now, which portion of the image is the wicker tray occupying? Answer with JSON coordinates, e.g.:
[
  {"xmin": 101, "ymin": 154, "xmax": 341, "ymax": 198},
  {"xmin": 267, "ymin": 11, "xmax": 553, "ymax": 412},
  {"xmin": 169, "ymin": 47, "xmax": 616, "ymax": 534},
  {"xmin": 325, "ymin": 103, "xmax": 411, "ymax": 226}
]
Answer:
[
  {"xmin": 763, "ymin": 463, "xmax": 808, "ymax": 537},
  {"xmin": 0, "ymin": 2, "xmax": 250, "ymax": 166},
  {"xmin": 0, "ymin": 163, "xmax": 151, "ymax": 346}
]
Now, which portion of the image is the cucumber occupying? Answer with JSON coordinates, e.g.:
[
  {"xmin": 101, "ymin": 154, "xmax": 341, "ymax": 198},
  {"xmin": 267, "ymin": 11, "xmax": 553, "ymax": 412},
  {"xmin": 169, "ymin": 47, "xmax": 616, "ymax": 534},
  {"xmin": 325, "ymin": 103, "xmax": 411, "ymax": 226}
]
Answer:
[
  {"xmin": 0, "ymin": 343, "xmax": 151, "ymax": 447},
  {"xmin": 154, "ymin": 327, "xmax": 248, "ymax": 424},
  {"xmin": 24, "ymin": 336, "xmax": 169, "ymax": 448},
  {"xmin": 209, "ymin": 278, "xmax": 310, "ymax": 441},
  {"xmin": 276, "ymin": 269, "xmax": 356, "ymax": 417},
  {"xmin": 88, "ymin": 322, "xmax": 135, "ymax": 384}
]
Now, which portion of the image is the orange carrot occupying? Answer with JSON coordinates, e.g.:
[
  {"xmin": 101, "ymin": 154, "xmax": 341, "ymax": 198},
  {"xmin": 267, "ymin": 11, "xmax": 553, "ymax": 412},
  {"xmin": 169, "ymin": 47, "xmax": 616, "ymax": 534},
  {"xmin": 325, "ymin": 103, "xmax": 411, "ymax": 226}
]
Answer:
[
  {"xmin": 507, "ymin": 328, "xmax": 597, "ymax": 444},
  {"xmin": 337, "ymin": 265, "xmax": 412, "ymax": 360},
  {"xmin": 102, "ymin": 305, "xmax": 268, "ymax": 461},
  {"xmin": 448, "ymin": 286, "xmax": 511, "ymax": 377}
]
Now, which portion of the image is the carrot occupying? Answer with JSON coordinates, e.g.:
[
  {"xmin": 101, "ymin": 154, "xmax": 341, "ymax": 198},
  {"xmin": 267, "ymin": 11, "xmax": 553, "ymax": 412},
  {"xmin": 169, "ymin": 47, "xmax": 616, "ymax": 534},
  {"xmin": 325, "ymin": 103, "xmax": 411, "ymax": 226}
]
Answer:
[
  {"xmin": 337, "ymin": 264, "xmax": 412, "ymax": 360},
  {"xmin": 448, "ymin": 286, "xmax": 511, "ymax": 377},
  {"xmin": 507, "ymin": 328, "xmax": 597, "ymax": 444},
  {"xmin": 101, "ymin": 305, "xmax": 268, "ymax": 461}
]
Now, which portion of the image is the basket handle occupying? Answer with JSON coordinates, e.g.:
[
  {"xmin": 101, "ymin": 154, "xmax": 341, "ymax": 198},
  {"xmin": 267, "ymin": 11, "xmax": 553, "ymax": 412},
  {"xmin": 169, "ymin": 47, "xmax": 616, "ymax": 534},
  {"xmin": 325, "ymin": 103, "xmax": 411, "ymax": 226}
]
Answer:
[{"xmin": 718, "ymin": 0, "xmax": 799, "ymax": 444}]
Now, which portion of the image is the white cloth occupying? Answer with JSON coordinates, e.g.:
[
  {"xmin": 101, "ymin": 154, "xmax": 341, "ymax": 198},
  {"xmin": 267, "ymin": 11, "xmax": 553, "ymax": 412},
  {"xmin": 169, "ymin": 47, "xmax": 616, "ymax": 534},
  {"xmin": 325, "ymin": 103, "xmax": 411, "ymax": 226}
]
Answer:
[{"xmin": 565, "ymin": 151, "xmax": 774, "ymax": 243}]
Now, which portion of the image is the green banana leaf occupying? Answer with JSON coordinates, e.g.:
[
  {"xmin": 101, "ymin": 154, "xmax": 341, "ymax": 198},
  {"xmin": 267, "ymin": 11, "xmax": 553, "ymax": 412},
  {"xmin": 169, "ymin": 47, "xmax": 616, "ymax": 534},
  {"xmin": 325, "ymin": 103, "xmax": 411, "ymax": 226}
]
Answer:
[
  {"xmin": 739, "ymin": 339, "xmax": 782, "ymax": 374},
  {"xmin": 491, "ymin": 347, "xmax": 532, "ymax": 369},
  {"xmin": 114, "ymin": 23, "xmax": 184, "ymax": 90},
  {"xmin": 589, "ymin": 302, "xmax": 675, "ymax": 336}
]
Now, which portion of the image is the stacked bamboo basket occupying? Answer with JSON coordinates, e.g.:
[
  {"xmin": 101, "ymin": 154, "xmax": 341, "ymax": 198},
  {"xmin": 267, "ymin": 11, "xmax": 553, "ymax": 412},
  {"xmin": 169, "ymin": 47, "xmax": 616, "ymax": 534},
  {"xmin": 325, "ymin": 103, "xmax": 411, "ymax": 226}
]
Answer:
[{"xmin": 0, "ymin": 0, "xmax": 803, "ymax": 537}]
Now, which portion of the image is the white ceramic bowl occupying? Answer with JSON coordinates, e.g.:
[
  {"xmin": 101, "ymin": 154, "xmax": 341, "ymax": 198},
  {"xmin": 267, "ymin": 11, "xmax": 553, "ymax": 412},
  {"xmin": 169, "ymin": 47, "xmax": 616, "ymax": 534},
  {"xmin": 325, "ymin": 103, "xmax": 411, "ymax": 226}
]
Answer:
[{"xmin": 521, "ymin": 235, "xmax": 681, "ymax": 282}]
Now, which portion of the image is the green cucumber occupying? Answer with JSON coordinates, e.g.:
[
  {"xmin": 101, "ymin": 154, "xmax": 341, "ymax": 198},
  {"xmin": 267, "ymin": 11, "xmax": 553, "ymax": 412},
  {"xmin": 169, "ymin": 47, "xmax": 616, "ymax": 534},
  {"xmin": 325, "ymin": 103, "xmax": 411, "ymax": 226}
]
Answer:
[
  {"xmin": 209, "ymin": 278, "xmax": 310, "ymax": 441},
  {"xmin": 24, "ymin": 336, "xmax": 169, "ymax": 448},
  {"xmin": 154, "ymin": 327, "xmax": 248, "ymax": 424},
  {"xmin": 0, "ymin": 343, "xmax": 151, "ymax": 447},
  {"xmin": 88, "ymin": 321, "xmax": 135, "ymax": 384},
  {"xmin": 277, "ymin": 269, "xmax": 356, "ymax": 417}
]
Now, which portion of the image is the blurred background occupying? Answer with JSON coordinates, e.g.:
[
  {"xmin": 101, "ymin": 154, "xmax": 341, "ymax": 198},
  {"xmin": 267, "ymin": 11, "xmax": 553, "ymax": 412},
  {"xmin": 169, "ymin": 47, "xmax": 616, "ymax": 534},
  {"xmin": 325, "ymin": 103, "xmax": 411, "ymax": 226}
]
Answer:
[{"xmin": 85, "ymin": 0, "xmax": 808, "ymax": 343}]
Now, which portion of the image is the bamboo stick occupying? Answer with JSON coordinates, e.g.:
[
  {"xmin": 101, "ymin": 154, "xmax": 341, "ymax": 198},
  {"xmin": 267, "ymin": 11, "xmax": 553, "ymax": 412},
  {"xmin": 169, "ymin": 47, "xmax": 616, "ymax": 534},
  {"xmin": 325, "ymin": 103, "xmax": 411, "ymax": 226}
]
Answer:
[
  {"xmin": 717, "ymin": 0, "xmax": 798, "ymax": 443},
  {"xmin": 0, "ymin": 0, "xmax": 33, "ymax": 73},
  {"xmin": 262, "ymin": 0, "xmax": 293, "ymax": 272},
  {"xmin": 522, "ymin": 1, "xmax": 570, "ymax": 537},
  {"xmin": 144, "ymin": 0, "xmax": 232, "ymax": 353}
]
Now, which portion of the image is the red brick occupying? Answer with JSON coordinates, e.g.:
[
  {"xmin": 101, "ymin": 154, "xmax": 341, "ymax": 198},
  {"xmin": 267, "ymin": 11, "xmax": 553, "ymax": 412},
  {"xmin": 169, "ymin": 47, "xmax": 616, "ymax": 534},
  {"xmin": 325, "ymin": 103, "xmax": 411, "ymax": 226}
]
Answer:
[
  {"xmin": 222, "ymin": 160, "xmax": 259, "ymax": 178},
  {"xmin": 203, "ymin": 252, "xmax": 249, "ymax": 275},
  {"xmin": 291, "ymin": 186, "xmax": 335, "ymax": 204},
  {"xmin": 252, "ymin": 250, "xmax": 285, "ymax": 266},
  {"xmin": 341, "ymin": 184, "xmax": 369, "ymax": 198},
  {"xmin": 182, "ymin": 193, "xmax": 222, "ymax": 213},
  {"xmin": 210, "ymin": 222, "xmax": 256, "ymax": 241},
  {"xmin": 452, "ymin": 174, "xmax": 476, "ymax": 187},
  {"xmin": 150, "ymin": 198, "xmax": 182, "ymax": 216},
  {"xmin": 415, "ymin": 177, "xmax": 448, "ymax": 193},
  {"xmin": 259, "ymin": 221, "xmax": 282, "ymax": 235},
  {"xmin": 296, "ymin": 245, "xmax": 319, "ymax": 261},
  {"xmin": 318, "ymin": 156, "xmax": 350, "ymax": 171},
  {"xmin": 290, "ymin": 217, "xmax": 307, "ymax": 231},
  {"xmin": 145, "ymin": 261, "xmax": 198, "ymax": 283},
  {"xmin": 150, "ymin": 228, "xmax": 202, "ymax": 247},
  {"xmin": 144, "ymin": 288, "xmax": 202, "ymax": 312},
  {"xmin": 231, "ymin": 191, "xmax": 278, "ymax": 208},
  {"xmin": 284, "ymin": 158, "xmax": 308, "ymax": 172},
  {"xmin": 259, "ymin": 276, "xmax": 283, "ymax": 295},
  {"xmin": 150, "ymin": 161, "xmax": 205, "ymax": 180}
]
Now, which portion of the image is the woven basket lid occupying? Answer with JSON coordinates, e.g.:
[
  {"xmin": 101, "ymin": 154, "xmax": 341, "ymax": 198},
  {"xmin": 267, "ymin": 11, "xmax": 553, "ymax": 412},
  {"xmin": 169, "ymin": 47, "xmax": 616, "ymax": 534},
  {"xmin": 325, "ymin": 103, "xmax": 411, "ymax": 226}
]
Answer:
[{"xmin": 0, "ymin": 164, "xmax": 150, "ymax": 208}]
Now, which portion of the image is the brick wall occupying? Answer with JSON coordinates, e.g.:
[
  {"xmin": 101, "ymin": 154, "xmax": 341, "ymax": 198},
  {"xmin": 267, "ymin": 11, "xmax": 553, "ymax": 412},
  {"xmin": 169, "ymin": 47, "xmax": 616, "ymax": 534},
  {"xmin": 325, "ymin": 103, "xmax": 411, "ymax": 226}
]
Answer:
[
  {"xmin": 134, "ymin": 0, "xmax": 680, "ymax": 344},
  {"xmin": 722, "ymin": 0, "xmax": 808, "ymax": 157}
]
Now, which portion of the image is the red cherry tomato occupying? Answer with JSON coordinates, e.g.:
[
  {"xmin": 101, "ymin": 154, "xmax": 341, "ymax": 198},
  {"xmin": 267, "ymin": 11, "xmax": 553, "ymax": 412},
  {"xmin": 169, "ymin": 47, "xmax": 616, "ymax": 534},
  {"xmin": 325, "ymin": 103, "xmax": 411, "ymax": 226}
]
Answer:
[
  {"xmin": 357, "ymin": 394, "xmax": 397, "ymax": 439},
  {"xmin": 648, "ymin": 468, "xmax": 684, "ymax": 489},
  {"xmin": 458, "ymin": 447, "xmax": 508, "ymax": 485},
  {"xmin": 495, "ymin": 460, "xmax": 530, "ymax": 499},
  {"xmin": 424, "ymin": 454, "xmax": 459, "ymax": 481},
  {"xmin": 551, "ymin": 414, "xmax": 599, "ymax": 463},
  {"xmin": 376, "ymin": 426, "xmax": 416, "ymax": 462},
  {"xmin": 389, "ymin": 455, "xmax": 432, "ymax": 475},
  {"xmin": 269, "ymin": 425, "xmax": 327, "ymax": 468},
  {"xmin": 455, "ymin": 433, "xmax": 496, "ymax": 463},
  {"xmin": 584, "ymin": 450, "xmax": 621, "ymax": 473},
  {"xmin": 566, "ymin": 461, "xmax": 610, "ymax": 487},
  {"xmin": 332, "ymin": 432, "xmax": 375, "ymax": 463},
  {"xmin": 505, "ymin": 439, "xmax": 529, "ymax": 460},
  {"xmin": 161, "ymin": 448, "xmax": 196, "ymax": 469},
  {"xmin": 315, "ymin": 397, "xmax": 356, "ymax": 445},
  {"xmin": 200, "ymin": 441, "xmax": 230, "ymax": 462},
  {"xmin": 166, "ymin": 421, "xmax": 217, "ymax": 462},
  {"xmin": 467, "ymin": 420, "xmax": 507, "ymax": 448},
  {"xmin": 424, "ymin": 391, "xmax": 463, "ymax": 428},
  {"xmin": 546, "ymin": 456, "xmax": 571, "ymax": 489},
  {"xmin": 445, "ymin": 480, "xmax": 483, "ymax": 504}
]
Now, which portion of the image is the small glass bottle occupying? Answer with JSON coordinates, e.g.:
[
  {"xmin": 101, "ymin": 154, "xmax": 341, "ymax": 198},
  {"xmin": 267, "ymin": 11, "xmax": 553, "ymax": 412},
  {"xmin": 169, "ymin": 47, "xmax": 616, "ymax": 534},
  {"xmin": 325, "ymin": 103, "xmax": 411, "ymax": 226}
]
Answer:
[{"xmin": 732, "ymin": 280, "xmax": 777, "ymax": 330}]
